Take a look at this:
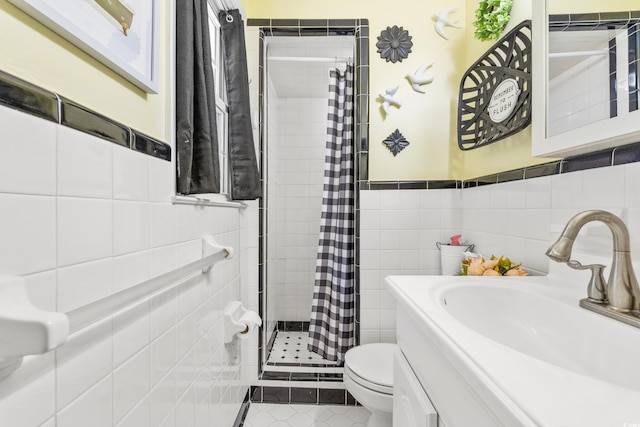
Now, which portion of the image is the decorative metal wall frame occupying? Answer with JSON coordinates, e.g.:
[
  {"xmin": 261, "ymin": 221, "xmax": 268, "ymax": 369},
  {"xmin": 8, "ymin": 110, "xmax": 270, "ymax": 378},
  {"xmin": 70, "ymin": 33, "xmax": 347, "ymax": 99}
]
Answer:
[{"xmin": 457, "ymin": 20, "xmax": 531, "ymax": 151}]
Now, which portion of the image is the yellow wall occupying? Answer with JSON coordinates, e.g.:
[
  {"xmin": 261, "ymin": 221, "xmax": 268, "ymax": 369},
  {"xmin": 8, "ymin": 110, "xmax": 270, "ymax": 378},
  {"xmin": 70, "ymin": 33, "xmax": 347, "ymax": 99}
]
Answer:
[
  {"xmin": 0, "ymin": 1, "xmax": 172, "ymax": 142},
  {"xmin": 244, "ymin": 0, "xmax": 467, "ymax": 180},
  {"xmin": 5, "ymin": 0, "xmax": 634, "ymax": 179},
  {"xmin": 242, "ymin": 0, "xmax": 561, "ymax": 180}
]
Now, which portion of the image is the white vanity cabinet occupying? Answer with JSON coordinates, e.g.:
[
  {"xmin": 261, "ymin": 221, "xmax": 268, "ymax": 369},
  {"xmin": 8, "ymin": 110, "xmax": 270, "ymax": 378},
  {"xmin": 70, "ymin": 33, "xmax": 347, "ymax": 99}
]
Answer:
[
  {"xmin": 388, "ymin": 276, "xmax": 539, "ymax": 427},
  {"xmin": 387, "ymin": 275, "xmax": 640, "ymax": 426},
  {"xmin": 393, "ymin": 348, "xmax": 438, "ymax": 427}
]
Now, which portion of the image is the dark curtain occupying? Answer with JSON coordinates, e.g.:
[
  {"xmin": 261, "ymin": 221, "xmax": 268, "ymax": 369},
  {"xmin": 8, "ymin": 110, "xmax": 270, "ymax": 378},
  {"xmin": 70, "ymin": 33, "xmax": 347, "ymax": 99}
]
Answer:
[
  {"xmin": 175, "ymin": 0, "xmax": 220, "ymax": 194},
  {"xmin": 219, "ymin": 9, "xmax": 262, "ymax": 200},
  {"xmin": 308, "ymin": 66, "xmax": 355, "ymax": 362}
]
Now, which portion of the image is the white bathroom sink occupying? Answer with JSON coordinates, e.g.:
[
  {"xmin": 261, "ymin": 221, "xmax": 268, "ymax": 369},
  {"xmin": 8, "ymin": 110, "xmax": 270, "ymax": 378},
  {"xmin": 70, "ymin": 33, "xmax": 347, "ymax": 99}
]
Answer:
[
  {"xmin": 438, "ymin": 281, "xmax": 640, "ymax": 391},
  {"xmin": 387, "ymin": 275, "xmax": 640, "ymax": 427}
]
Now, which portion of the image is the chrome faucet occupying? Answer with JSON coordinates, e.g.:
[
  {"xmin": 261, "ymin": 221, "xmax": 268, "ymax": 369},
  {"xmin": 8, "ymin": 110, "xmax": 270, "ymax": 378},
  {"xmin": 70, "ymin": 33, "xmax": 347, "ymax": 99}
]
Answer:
[{"xmin": 546, "ymin": 210, "xmax": 640, "ymax": 328}]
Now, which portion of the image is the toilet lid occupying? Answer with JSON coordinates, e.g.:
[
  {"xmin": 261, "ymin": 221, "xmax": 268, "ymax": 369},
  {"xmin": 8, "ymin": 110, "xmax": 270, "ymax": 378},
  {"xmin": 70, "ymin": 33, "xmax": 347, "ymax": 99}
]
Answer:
[{"xmin": 344, "ymin": 343, "xmax": 395, "ymax": 390}]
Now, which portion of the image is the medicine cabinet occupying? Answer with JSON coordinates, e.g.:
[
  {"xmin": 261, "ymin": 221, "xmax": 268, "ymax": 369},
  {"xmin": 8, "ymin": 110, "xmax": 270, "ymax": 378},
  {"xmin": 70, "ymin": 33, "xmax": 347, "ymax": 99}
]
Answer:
[{"xmin": 532, "ymin": 0, "xmax": 640, "ymax": 157}]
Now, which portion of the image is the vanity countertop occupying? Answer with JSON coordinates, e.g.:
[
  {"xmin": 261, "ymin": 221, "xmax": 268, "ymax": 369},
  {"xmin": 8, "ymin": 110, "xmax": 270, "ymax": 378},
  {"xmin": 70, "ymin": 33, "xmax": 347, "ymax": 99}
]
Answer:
[{"xmin": 387, "ymin": 275, "xmax": 640, "ymax": 427}]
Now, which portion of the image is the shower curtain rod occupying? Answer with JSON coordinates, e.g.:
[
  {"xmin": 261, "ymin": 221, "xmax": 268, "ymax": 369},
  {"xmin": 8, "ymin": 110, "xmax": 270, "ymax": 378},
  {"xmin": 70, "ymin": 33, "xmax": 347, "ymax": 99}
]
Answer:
[
  {"xmin": 548, "ymin": 49, "xmax": 608, "ymax": 58},
  {"xmin": 268, "ymin": 56, "xmax": 351, "ymax": 64}
]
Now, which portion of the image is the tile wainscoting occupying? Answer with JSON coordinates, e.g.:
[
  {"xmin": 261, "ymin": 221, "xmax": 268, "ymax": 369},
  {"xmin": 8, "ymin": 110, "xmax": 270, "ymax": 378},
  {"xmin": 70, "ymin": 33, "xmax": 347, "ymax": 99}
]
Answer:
[
  {"xmin": 359, "ymin": 157, "xmax": 640, "ymax": 345},
  {"xmin": 0, "ymin": 89, "xmax": 259, "ymax": 427}
]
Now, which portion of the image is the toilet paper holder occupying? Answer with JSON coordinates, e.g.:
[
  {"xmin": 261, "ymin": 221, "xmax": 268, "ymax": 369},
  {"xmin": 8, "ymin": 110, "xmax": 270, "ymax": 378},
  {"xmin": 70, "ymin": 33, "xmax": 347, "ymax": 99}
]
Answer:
[{"xmin": 223, "ymin": 301, "xmax": 262, "ymax": 343}]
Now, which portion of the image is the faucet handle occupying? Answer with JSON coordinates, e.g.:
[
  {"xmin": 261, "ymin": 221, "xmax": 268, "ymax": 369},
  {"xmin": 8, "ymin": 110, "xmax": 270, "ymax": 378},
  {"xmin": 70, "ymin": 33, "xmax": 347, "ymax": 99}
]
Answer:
[{"xmin": 567, "ymin": 260, "xmax": 607, "ymax": 303}]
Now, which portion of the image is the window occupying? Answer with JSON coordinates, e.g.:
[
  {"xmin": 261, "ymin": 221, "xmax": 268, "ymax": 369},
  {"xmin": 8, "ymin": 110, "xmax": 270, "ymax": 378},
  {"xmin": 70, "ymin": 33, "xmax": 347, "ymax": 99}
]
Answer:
[{"xmin": 207, "ymin": 1, "xmax": 229, "ymax": 195}]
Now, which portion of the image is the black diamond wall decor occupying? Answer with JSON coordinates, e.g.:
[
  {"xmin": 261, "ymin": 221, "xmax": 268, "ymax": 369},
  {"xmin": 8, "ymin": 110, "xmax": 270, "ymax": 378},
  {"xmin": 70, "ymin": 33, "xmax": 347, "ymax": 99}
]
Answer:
[{"xmin": 383, "ymin": 129, "xmax": 410, "ymax": 156}]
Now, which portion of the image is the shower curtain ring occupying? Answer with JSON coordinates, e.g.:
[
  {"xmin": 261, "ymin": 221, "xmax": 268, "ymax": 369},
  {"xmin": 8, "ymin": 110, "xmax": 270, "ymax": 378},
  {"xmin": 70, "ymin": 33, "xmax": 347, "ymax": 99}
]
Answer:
[{"xmin": 225, "ymin": 12, "xmax": 234, "ymax": 23}]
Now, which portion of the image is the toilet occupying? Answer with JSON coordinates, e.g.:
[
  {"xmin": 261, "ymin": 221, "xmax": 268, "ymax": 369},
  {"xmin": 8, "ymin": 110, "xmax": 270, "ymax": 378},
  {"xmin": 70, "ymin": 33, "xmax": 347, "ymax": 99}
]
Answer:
[{"xmin": 344, "ymin": 343, "xmax": 395, "ymax": 427}]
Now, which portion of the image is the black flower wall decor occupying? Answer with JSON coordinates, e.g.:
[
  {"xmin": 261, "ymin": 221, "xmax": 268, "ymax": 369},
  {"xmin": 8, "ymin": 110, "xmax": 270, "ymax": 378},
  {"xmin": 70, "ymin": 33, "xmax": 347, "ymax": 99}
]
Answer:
[
  {"xmin": 376, "ymin": 25, "xmax": 413, "ymax": 63},
  {"xmin": 383, "ymin": 129, "xmax": 410, "ymax": 156}
]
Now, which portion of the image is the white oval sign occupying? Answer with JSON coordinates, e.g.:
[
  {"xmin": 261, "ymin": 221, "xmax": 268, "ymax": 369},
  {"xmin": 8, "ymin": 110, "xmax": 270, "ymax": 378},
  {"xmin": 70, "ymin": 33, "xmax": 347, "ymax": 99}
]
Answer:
[{"xmin": 488, "ymin": 78, "xmax": 521, "ymax": 123}]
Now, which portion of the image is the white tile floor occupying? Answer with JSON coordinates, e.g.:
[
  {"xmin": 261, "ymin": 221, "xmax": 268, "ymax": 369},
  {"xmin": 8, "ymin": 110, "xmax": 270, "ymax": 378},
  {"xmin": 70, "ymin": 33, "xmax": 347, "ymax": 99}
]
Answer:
[
  {"xmin": 243, "ymin": 403, "xmax": 370, "ymax": 427},
  {"xmin": 267, "ymin": 332, "xmax": 338, "ymax": 365}
]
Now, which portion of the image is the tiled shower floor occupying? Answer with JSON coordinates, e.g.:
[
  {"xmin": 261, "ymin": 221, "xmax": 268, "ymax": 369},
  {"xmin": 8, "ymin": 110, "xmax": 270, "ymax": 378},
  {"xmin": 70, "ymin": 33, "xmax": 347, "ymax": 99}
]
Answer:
[
  {"xmin": 266, "ymin": 331, "xmax": 338, "ymax": 366},
  {"xmin": 243, "ymin": 403, "xmax": 369, "ymax": 427}
]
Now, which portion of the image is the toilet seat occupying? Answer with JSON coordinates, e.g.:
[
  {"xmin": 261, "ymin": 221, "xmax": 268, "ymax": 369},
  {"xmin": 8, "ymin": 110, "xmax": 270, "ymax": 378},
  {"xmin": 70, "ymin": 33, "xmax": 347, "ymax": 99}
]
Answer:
[
  {"xmin": 344, "ymin": 343, "xmax": 394, "ymax": 395},
  {"xmin": 345, "ymin": 364, "xmax": 393, "ymax": 395}
]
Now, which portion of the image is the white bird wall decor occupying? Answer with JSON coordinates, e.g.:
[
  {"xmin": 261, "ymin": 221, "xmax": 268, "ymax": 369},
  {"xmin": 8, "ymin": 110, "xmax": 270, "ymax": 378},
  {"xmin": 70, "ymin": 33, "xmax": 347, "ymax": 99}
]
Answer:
[
  {"xmin": 406, "ymin": 62, "xmax": 435, "ymax": 93},
  {"xmin": 432, "ymin": 7, "xmax": 461, "ymax": 40},
  {"xmin": 378, "ymin": 86, "xmax": 403, "ymax": 116}
]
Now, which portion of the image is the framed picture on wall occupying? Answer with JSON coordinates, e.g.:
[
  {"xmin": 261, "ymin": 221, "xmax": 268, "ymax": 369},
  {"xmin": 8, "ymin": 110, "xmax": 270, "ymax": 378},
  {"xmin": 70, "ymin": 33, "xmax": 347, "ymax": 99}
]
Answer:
[{"xmin": 8, "ymin": 0, "xmax": 159, "ymax": 93}]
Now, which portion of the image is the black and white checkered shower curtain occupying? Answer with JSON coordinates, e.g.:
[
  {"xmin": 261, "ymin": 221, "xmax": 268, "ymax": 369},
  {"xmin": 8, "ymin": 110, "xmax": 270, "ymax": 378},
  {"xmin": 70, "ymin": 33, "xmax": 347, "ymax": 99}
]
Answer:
[{"xmin": 308, "ymin": 66, "xmax": 355, "ymax": 362}]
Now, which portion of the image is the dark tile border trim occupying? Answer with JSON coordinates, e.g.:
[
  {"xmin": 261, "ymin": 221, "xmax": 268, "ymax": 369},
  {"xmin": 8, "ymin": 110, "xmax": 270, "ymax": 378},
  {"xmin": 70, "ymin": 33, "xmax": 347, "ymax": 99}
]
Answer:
[
  {"xmin": 548, "ymin": 11, "xmax": 640, "ymax": 32},
  {"xmin": 277, "ymin": 320, "xmax": 310, "ymax": 332},
  {"xmin": 133, "ymin": 130, "xmax": 172, "ymax": 160},
  {"xmin": 0, "ymin": 69, "xmax": 171, "ymax": 162},
  {"xmin": 360, "ymin": 140, "xmax": 640, "ymax": 191},
  {"xmin": 249, "ymin": 386, "xmax": 358, "ymax": 406},
  {"xmin": 265, "ymin": 326, "xmax": 278, "ymax": 361},
  {"xmin": 0, "ymin": 69, "xmax": 59, "ymax": 122},
  {"xmin": 468, "ymin": 142, "xmax": 639, "ymax": 187},
  {"xmin": 561, "ymin": 150, "xmax": 612, "ymax": 173},
  {"xmin": 252, "ymin": 19, "xmax": 368, "ymax": 376},
  {"xmin": 233, "ymin": 390, "xmax": 251, "ymax": 427},
  {"xmin": 60, "ymin": 97, "xmax": 130, "ymax": 148},
  {"xmin": 629, "ymin": 23, "xmax": 639, "ymax": 112},
  {"xmin": 365, "ymin": 180, "xmax": 461, "ymax": 190}
]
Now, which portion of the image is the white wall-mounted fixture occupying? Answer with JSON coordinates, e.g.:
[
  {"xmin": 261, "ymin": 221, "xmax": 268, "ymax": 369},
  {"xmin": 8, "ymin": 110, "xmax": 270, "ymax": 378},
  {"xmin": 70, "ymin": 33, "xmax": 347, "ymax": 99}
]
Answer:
[
  {"xmin": 67, "ymin": 235, "xmax": 233, "ymax": 334},
  {"xmin": 202, "ymin": 235, "xmax": 234, "ymax": 273},
  {"xmin": 223, "ymin": 301, "xmax": 262, "ymax": 343},
  {"xmin": 406, "ymin": 62, "xmax": 435, "ymax": 93},
  {"xmin": 378, "ymin": 86, "xmax": 403, "ymax": 116},
  {"xmin": 432, "ymin": 8, "xmax": 460, "ymax": 40},
  {"xmin": 531, "ymin": 1, "xmax": 640, "ymax": 157},
  {"xmin": 0, "ymin": 277, "xmax": 69, "ymax": 380}
]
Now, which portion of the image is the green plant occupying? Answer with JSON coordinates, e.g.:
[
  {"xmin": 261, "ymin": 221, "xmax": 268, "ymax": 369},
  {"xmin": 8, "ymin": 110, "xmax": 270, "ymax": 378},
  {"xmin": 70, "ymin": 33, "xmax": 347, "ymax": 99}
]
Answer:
[{"xmin": 473, "ymin": 0, "xmax": 513, "ymax": 41}]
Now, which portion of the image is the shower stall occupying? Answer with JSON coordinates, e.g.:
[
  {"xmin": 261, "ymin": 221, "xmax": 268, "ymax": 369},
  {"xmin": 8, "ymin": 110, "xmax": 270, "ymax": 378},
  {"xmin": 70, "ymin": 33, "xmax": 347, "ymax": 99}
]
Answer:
[{"xmin": 256, "ymin": 28, "xmax": 364, "ymax": 374}]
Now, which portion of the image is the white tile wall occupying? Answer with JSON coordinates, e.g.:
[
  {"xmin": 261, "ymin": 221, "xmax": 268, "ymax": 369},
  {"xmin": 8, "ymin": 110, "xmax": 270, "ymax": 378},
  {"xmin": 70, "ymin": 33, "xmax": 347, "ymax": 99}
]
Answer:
[
  {"xmin": 0, "ymin": 106, "xmax": 56, "ymax": 196},
  {"xmin": 0, "ymin": 104, "xmax": 259, "ymax": 426},
  {"xmin": 57, "ymin": 257, "xmax": 113, "ymax": 312},
  {"xmin": 268, "ymin": 94, "xmax": 327, "ymax": 322},
  {"xmin": 57, "ymin": 197, "xmax": 113, "ymax": 267},
  {"xmin": 57, "ymin": 126, "xmax": 113, "ymax": 199},
  {"xmin": 548, "ymin": 53, "xmax": 610, "ymax": 137},
  {"xmin": 464, "ymin": 164, "xmax": 640, "ymax": 274},
  {"xmin": 359, "ymin": 163, "xmax": 640, "ymax": 345},
  {"xmin": 265, "ymin": 75, "xmax": 281, "ymax": 347},
  {"xmin": 0, "ymin": 193, "xmax": 56, "ymax": 276},
  {"xmin": 359, "ymin": 189, "xmax": 462, "ymax": 343}
]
